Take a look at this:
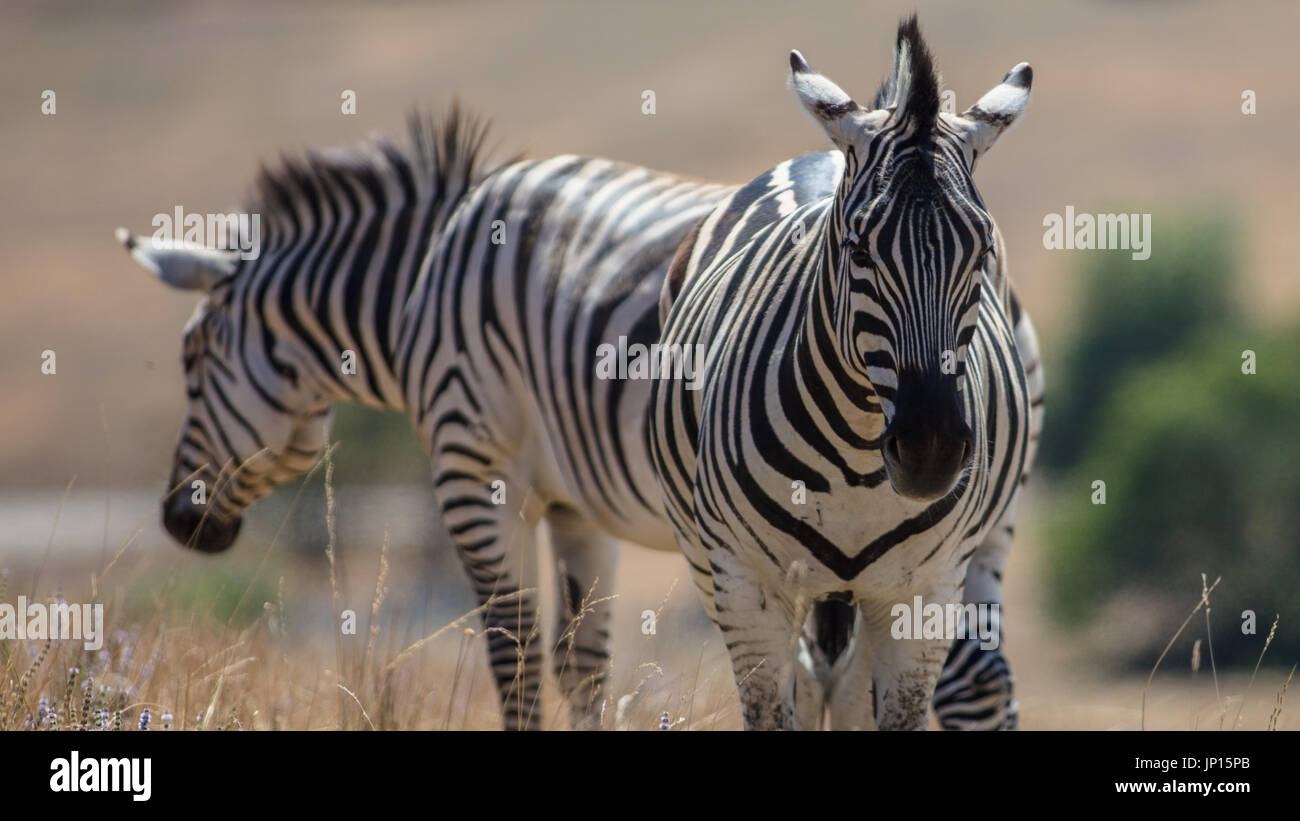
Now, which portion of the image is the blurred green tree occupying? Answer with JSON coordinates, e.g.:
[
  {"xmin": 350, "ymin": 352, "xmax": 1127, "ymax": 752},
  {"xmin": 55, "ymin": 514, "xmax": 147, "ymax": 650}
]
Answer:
[
  {"xmin": 1044, "ymin": 214, "xmax": 1300, "ymax": 668},
  {"xmin": 1037, "ymin": 213, "xmax": 1242, "ymax": 474}
]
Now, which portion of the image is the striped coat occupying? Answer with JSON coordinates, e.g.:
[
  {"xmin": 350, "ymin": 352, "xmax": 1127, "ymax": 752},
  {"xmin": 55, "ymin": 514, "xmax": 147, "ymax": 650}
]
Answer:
[{"xmin": 648, "ymin": 18, "xmax": 1043, "ymax": 729}]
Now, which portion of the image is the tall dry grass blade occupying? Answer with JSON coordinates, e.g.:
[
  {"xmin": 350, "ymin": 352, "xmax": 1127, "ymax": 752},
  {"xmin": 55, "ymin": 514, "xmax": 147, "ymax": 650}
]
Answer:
[
  {"xmin": 1141, "ymin": 575, "xmax": 1220, "ymax": 730},
  {"xmin": 1233, "ymin": 614, "xmax": 1278, "ymax": 729},
  {"xmin": 360, "ymin": 524, "xmax": 391, "ymax": 700},
  {"xmin": 548, "ymin": 575, "xmax": 617, "ymax": 728},
  {"xmin": 685, "ymin": 642, "xmax": 708, "ymax": 730},
  {"xmin": 444, "ymin": 628, "xmax": 474, "ymax": 730},
  {"xmin": 1201, "ymin": 574, "xmax": 1225, "ymax": 729},
  {"xmin": 338, "ymin": 683, "xmax": 376, "ymax": 730},
  {"xmin": 1268, "ymin": 664, "xmax": 1294, "ymax": 731},
  {"xmin": 381, "ymin": 590, "xmax": 531, "ymax": 677},
  {"xmin": 460, "ymin": 633, "xmax": 483, "ymax": 731},
  {"xmin": 323, "ymin": 443, "xmax": 348, "ymax": 728},
  {"xmin": 378, "ymin": 589, "xmax": 532, "ymax": 725},
  {"xmin": 99, "ymin": 401, "xmax": 111, "ymax": 572},
  {"xmin": 93, "ymin": 525, "xmax": 143, "ymax": 597},
  {"xmin": 226, "ymin": 442, "xmax": 339, "ymax": 629},
  {"xmin": 28, "ymin": 473, "xmax": 76, "ymax": 601}
]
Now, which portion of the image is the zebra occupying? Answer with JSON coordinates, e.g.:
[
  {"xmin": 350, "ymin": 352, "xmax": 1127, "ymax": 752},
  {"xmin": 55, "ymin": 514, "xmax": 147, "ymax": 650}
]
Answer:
[
  {"xmin": 648, "ymin": 16, "xmax": 1045, "ymax": 730},
  {"xmin": 119, "ymin": 90, "xmax": 1034, "ymax": 730},
  {"xmin": 118, "ymin": 106, "xmax": 735, "ymax": 729}
]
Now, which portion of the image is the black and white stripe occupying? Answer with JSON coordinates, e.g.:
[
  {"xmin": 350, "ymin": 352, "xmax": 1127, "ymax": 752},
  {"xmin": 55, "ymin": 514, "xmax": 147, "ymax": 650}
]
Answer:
[
  {"xmin": 393, "ymin": 153, "xmax": 733, "ymax": 728},
  {"xmin": 648, "ymin": 17, "xmax": 1044, "ymax": 729},
  {"xmin": 120, "ymin": 109, "xmax": 495, "ymax": 554},
  {"xmin": 121, "ymin": 109, "xmax": 735, "ymax": 729},
  {"xmin": 123, "ymin": 28, "xmax": 1041, "ymax": 729}
]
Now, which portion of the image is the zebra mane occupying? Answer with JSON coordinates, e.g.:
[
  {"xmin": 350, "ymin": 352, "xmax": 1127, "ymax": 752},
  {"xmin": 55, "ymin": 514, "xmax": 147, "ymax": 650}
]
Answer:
[
  {"xmin": 241, "ymin": 102, "xmax": 502, "ymax": 253},
  {"xmin": 871, "ymin": 15, "xmax": 941, "ymax": 138}
]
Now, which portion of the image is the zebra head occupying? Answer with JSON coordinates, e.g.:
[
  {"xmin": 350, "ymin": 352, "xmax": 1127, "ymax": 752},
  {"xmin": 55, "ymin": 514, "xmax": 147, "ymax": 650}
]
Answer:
[
  {"xmin": 789, "ymin": 17, "xmax": 1031, "ymax": 501},
  {"xmin": 119, "ymin": 230, "xmax": 332, "ymax": 552}
]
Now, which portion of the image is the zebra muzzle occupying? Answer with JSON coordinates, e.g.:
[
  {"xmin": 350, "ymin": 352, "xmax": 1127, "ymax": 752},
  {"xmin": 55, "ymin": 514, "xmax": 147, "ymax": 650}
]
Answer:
[
  {"xmin": 161, "ymin": 496, "xmax": 243, "ymax": 553},
  {"xmin": 881, "ymin": 373, "xmax": 974, "ymax": 501}
]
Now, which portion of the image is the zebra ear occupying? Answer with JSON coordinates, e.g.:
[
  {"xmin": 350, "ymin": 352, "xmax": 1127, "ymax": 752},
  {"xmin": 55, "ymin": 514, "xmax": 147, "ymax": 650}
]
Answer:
[
  {"xmin": 957, "ymin": 62, "xmax": 1032, "ymax": 159},
  {"xmin": 115, "ymin": 227, "xmax": 236, "ymax": 291},
  {"xmin": 789, "ymin": 50, "xmax": 873, "ymax": 151}
]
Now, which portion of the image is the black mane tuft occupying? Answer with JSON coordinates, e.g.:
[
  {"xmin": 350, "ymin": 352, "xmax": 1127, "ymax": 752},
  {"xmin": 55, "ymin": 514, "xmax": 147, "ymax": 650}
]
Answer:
[
  {"xmin": 871, "ymin": 14, "xmax": 941, "ymax": 137},
  {"xmin": 242, "ymin": 103, "xmax": 504, "ymax": 253}
]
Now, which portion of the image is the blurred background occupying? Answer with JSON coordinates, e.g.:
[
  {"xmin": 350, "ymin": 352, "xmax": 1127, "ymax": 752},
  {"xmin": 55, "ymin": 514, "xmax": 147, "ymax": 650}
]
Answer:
[{"xmin": 1, "ymin": 0, "xmax": 1298, "ymax": 729}]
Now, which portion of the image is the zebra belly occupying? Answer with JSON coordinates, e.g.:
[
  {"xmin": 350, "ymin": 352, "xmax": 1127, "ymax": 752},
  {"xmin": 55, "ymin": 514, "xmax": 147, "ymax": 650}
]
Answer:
[{"xmin": 524, "ymin": 360, "xmax": 683, "ymax": 553}]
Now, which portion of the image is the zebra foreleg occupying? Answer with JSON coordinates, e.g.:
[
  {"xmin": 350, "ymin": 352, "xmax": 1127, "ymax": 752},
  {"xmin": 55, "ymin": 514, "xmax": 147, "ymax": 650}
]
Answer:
[
  {"xmin": 860, "ymin": 596, "xmax": 954, "ymax": 731},
  {"xmin": 933, "ymin": 521, "xmax": 1018, "ymax": 730},
  {"xmin": 545, "ymin": 505, "xmax": 618, "ymax": 730},
  {"xmin": 434, "ymin": 460, "xmax": 546, "ymax": 730},
  {"xmin": 711, "ymin": 565, "xmax": 810, "ymax": 730}
]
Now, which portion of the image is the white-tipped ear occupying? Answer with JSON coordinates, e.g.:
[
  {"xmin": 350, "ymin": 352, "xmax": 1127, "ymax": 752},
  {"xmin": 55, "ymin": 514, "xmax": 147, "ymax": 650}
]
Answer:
[
  {"xmin": 115, "ymin": 227, "xmax": 236, "ymax": 291},
  {"xmin": 958, "ymin": 62, "xmax": 1032, "ymax": 159},
  {"xmin": 789, "ymin": 50, "xmax": 874, "ymax": 151}
]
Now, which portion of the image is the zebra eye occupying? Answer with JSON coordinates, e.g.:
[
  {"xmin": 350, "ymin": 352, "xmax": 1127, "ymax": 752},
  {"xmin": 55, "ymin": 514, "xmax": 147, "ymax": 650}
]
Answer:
[
  {"xmin": 848, "ymin": 244, "xmax": 874, "ymax": 270},
  {"xmin": 274, "ymin": 359, "xmax": 299, "ymax": 386}
]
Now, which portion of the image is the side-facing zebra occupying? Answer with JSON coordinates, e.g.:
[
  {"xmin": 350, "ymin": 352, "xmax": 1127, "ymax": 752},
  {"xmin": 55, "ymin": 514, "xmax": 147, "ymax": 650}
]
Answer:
[
  {"xmin": 649, "ymin": 17, "xmax": 1044, "ymax": 729},
  {"xmin": 118, "ymin": 108, "xmax": 734, "ymax": 729}
]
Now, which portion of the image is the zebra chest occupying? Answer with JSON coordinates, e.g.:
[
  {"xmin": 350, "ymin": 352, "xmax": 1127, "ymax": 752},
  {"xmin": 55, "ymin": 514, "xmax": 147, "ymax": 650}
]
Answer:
[{"xmin": 704, "ymin": 450, "xmax": 990, "ymax": 591}]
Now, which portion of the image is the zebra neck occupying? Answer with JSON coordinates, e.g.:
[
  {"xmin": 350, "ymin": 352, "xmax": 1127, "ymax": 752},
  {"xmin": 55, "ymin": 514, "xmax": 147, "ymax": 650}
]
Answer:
[
  {"xmin": 269, "ymin": 190, "xmax": 454, "ymax": 414},
  {"xmin": 306, "ymin": 266, "xmax": 410, "ymax": 412}
]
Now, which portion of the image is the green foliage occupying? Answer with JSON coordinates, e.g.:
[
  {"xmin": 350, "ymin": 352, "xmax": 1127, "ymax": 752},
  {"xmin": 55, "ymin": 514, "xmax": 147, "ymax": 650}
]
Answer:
[
  {"xmin": 1037, "ymin": 214, "xmax": 1242, "ymax": 474},
  {"xmin": 254, "ymin": 404, "xmax": 432, "ymax": 554},
  {"xmin": 1044, "ymin": 215, "xmax": 1300, "ymax": 668},
  {"xmin": 327, "ymin": 404, "xmax": 432, "ymax": 485},
  {"xmin": 126, "ymin": 562, "xmax": 280, "ymax": 626}
]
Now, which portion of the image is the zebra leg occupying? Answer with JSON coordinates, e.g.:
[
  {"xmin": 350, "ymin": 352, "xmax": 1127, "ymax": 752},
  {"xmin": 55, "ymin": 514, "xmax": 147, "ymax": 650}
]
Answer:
[
  {"xmin": 933, "ymin": 520, "xmax": 1018, "ymax": 730},
  {"xmin": 711, "ymin": 567, "xmax": 809, "ymax": 730},
  {"xmin": 860, "ymin": 596, "xmax": 954, "ymax": 731},
  {"xmin": 433, "ymin": 459, "xmax": 546, "ymax": 730},
  {"xmin": 545, "ymin": 505, "xmax": 618, "ymax": 730}
]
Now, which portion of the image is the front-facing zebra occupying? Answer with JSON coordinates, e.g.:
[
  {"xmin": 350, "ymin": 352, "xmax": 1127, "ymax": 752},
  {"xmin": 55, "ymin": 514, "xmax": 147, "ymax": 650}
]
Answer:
[{"xmin": 650, "ymin": 17, "xmax": 1044, "ymax": 729}]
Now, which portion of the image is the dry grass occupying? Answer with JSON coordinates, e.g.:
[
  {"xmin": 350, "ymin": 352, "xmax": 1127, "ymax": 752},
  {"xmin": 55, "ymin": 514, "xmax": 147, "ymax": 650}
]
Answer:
[
  {"xmin": 0, "ymin": 562, "xmax": 744, "ymax": 732},
  {"xmin": 3, "ymin": 529, "xmax": 1294, "ymax": 731},
  {"xmin": 0, "ymin": 451, "xmax": 747, "ymax": 731},
  {"xmin": 1, "ymin": 456, "xmax": 1294, "ymax": 731}
]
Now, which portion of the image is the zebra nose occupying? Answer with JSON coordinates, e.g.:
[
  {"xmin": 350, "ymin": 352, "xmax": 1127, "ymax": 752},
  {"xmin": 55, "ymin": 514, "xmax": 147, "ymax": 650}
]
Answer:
[
  {"xmin": 161, "ymin": 497, "xmax": 242, "ymax": 553},
  {"xmin": 881, "ymin": 422, "xmax": 974, "ymax": 501}
]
